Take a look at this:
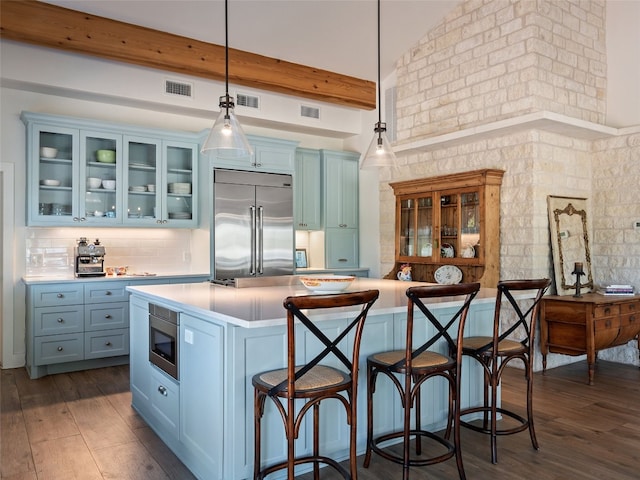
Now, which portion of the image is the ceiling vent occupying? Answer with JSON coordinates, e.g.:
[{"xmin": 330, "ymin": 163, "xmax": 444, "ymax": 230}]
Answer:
[
  {"xmin": 165, "ymin": 79, "xmax": 193, "ymax": 98},
  {"xmin": 300, "ymin": 105, "xmax": 320, "ymax": 120},
  {"xmin": 236, "ymin": 93, "xmax": 260, "ymax": 109}
]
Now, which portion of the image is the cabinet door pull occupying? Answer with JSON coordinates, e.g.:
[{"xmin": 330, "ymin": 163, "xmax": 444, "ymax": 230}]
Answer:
[
  {"xmin": 338, "ymin": 258, "xmax": 348, "ymax": 262},
  {"xmin": 57, "ymin": 318, "xmax": 64, "ymax": 323},
  {"xmin": 105, "ymin": 341, "xmax": 112, "ymax": 346},
  {"xmin": 104, "ymin": 314, "xmax": 112, "ymax": 319},
  {"xmin": 57, "ymin": 293, "xmax": 64, "ymax": 298},
  {"xmin": 57, "ymin": 346, "xmax": 64, "ymax": 352},
  {"xmin": 105, "ymin": 291, "xmax": 112, "ymax": 296},
  {"xmin": 158, "ymin": 385, "xmax": 168, "ymax": 396}
]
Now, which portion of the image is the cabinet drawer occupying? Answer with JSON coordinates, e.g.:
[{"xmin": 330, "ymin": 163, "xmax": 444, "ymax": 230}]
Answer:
[
  {"xmin": 34, "ymin": 334, "xmax": 84, "ymax": 365},
  {"xmin": 84, "ymin": 328, "xmax": 129, "ymax": 359},
  {"xmin": 84, "ymin": 302, "xmax": 129, "ymax": 331},
  {"xmin": 84, "ymin": 282, "xmax": 129, "ymax": 303},
  {"xmin": 593, "ymin": 304, "xmax": 620, "ymax": 318},
  {"xmin": 31, "ymin": 285, "xmax": 84, "ymax": 307},
  {"xmin": 621, "ymin": 301, "xmax": 639, "ymax": 315},
  {"xmin": 34, "ymin": 306, "xmax": 84, "ymax": 336},
  {"xmin": 150, "ymin": 367, "xmax": 180, "ymax": 438}
]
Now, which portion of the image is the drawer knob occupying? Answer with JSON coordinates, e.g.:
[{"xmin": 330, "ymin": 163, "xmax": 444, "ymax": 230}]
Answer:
[
  {"xmin": 105, "ymin": 291, "xmax": 112, "ymax": 296},
  {"xmin": 57, "ymin": 293, "xmax": 64, "ymax": 298},
  {"xmin": 604, "ymin": 307, "xmax": 611, "ymax": 314},
  {"xmin": 105, "ymin": 341, "xmax": 112, "ymax": 346},
  {"xmin": 630, "ymin": 315, "xmax": 636, "ymax": 323},
  {"xmin": 57, "ymin": 346, "xmax": 63, "ymax": 352},
  {"xmin": 158, "ymin": 385, "xmax": 168, "ymax": 396},
  {"xmin": 104, "ymin": 314, "xmax": 112, "ymax": 319},
  {"xmin": 57, "ymin": 318, "xmax": 64, "ymax": 323},
  {"xmin": 605, "ymin": 320, "xmax": 612, "ymax": 328}
]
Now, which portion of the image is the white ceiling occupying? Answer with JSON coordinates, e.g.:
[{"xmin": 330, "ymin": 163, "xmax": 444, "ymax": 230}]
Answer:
[{"xmin": 44, "ymin": 0, "xmax": 459, "ymax": 81}]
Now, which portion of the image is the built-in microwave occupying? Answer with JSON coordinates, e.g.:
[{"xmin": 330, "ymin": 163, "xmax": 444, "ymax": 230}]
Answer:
[{"xmin": 149, "ymin": 303, "xmax": 179, "ymax": 380}]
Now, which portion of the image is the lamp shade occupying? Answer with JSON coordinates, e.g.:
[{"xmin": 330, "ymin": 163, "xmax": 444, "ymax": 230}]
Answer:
[
  {"xmin": 201, "ymin": 96, "xmax": 253, "ymax": 157},
  {"xmin": 360, "ymin": 122, "xmax": 397, "ymax": 169}
]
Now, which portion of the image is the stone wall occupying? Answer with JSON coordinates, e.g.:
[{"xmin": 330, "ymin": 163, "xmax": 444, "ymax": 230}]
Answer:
[
  {"xmin": 396, "ymin": 0, "xmax": 607, "ymax": 143},
  {"xmin": 384, "ymin": 0, "xmax": 639, "ymax": 368}
]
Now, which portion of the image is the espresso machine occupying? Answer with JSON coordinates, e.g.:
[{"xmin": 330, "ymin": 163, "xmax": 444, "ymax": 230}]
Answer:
[{"xmin": 75, "ymin": 237, "xmax": 106, "ymax": 277}]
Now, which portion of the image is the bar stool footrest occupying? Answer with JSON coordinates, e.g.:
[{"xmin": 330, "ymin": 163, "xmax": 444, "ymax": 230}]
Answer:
[
  {"xmin": 369, "ymin": 429, "xmax": 455, "ymax": 467},
  {"xmin": 257, "ymin": 454, "xmax": 351, "ymax": 480},
  {"xmin": 460, "ymin": 406, "xmax": 529, "ymax": 436}
]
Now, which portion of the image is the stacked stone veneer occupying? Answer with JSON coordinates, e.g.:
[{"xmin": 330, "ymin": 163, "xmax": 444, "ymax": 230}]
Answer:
[
  {"xmin": 395, "ymin": 0, "xmax": 606, "ymax": 142},
  {"xmin": 382, "ymin": 0, "xmax": 639, "ymax": 369}
]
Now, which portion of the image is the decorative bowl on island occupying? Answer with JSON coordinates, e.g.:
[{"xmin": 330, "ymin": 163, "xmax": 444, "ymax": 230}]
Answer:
[{"xmin": 299, "ymin": 274, "xmax": 355, "ymax": 293}]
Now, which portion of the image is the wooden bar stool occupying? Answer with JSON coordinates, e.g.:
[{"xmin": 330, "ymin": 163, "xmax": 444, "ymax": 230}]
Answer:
[
  {"xmin": 252, "ymin": 289, "xmax": 379, "ymax": 480},
  {"xmin": 363, "ymin": 283, "xmax": 481, "ymax": 480},
  {"xmin": 458, "ymin": 278, "xmax": 550, "ymax": 464}
]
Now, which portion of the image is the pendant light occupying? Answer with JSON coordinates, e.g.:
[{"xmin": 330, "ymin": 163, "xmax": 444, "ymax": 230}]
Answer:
[
  {"xmin": 360, "ymin": 0, "xmax": 397, "ymax": 169},
  {"xmin": 201, "ymin": 0, "xmax": 253, "ymax": 157}
]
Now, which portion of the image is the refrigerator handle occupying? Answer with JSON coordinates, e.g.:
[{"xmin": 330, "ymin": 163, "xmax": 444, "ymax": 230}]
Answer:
[
  {"xmin": 257, "ymin": 206, "xmax": 264, "ymax": 274},
  {"xmin": 250, "ymin": 206, "xmax": 257, "ymax": 275}
]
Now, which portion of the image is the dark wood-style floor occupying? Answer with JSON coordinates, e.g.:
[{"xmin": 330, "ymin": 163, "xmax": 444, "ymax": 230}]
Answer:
[{"xmin": 2, "ymin": 360, "xmax": 639, "ymax": 479}]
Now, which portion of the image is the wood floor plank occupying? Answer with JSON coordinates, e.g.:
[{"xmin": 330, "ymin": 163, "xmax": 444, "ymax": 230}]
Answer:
[
  {"xmin": 30, "ymin": 434, "xmax": 103, "ymax": 479},
  {"xmin": 1, "ymin": 370, "xmax": 36, "ymax": 478},
  {"xmin": 132, "ymin": 426, "xmax": 197, "ymax": 480},
  {"xmin": 20, "ymin": 390, "xmax": 80, "ymax": 444},
  {"xmin": 64, "ymin": 392, "xmax": 139, "ymax": 451},
  {"xmin": 91, "ymin": 440, "xmax": 171, "ymax": 480}
]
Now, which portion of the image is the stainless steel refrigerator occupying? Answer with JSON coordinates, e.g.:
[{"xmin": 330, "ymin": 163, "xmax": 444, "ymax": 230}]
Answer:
[{"xmin": 212, "ymin": 169, "xmax": 294, "ymax": 282}]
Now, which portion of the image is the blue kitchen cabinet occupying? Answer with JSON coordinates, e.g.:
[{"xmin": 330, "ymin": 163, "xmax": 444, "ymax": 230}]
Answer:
[
  {"xmin": 22, "ymin": 111, "xmax": 199, "ymax": 227},
  {"xmin": 322, "ymin": 149, "xmax": 359, "ymax": 268},
  {"xmin": 209, "ymin": 134, "xmax": 299, "ymax": 174},
  {"xmin": 179, "ymin": 313, "xmax": 225, "ymax": 480},
  {"xmin": 294, "ymin": 148, "xmax": 322, "ymax": 230}
]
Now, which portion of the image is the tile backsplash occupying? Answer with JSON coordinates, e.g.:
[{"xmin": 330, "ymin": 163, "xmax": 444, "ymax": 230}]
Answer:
[{"xmin": 25, "ymin": 227, "xmax": 208, "ymax": 276}]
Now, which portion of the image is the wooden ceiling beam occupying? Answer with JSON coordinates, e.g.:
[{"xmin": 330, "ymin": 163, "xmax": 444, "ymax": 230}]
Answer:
[{"xmin": 0, "ymin": 0, "xmax": 376, "ymax": 109}]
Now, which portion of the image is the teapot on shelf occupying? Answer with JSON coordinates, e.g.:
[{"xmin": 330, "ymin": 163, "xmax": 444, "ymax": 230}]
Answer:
[{"xmin": 397, "ymin": 263, "xmax": 412, "ymax": 281}]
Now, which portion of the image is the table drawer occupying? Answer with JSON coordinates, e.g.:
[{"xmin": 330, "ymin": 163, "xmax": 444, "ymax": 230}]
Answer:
[
  {"xmin": 34, "ymin": 334, "xmax": 84, "ymax": 364},
  {"xmin": 84, "ymin": 328, "xmax": 129, "ymax": 359},
  {"xmin": 84, "ymin": 302, "xmax": 129, "ymax": 331},
  {"xmin": 31, "ymin": 285, "xmax": 84, "ymax": 307},
  {"xmin": 593, "ymin": 304, "xmax": 620, "ymax": 318},
  {"xmin": 84, "ymin": 282, "xmax": 129, "ymax": 304},
  {"xmin": 34, "ymin": 306, "xmax": 84, "ymax": 336}
]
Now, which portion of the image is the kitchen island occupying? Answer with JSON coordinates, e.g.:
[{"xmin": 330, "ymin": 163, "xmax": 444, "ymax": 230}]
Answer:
[{"xmin": 127, "ymin": 278, "xmax": 501, "ymax": 480}]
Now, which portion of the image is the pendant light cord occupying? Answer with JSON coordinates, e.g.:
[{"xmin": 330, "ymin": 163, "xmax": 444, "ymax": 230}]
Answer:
[
  {"xmin": 377, "ymin": 0, "xmax": 382, "ymax": 126},
  {"xmin": 224, "ymin": 0, "xmax": 230, "ymax": 116}
]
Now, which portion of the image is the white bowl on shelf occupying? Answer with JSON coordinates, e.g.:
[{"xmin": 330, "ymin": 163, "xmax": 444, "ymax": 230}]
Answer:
[
  {"xmin": 41, "ymin": 179, "xmax": 61, "ymax": 187},
  {"xmin": 87, "ymin": 177, "xmax": 102, "ymax": 189},
  {"xmin": 299, "ymin": 275, "xmax": 355, "ymax": 293},
  {"xmin": 40, "ymin": 147, "xmax": 58, "ymax": 158},
  {"xmin": 102, "ymin": 179, "xmax": 116, "ymax": 190}
]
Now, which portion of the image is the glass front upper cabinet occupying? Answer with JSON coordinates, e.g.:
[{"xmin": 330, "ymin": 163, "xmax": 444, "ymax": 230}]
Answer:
[
  {"xmin": 33, "ymin": 125, "xmax": 78, "ymax": 224},
  {"xmin": 80, "ymin": 131, "xmax": 122, "ymax": 224}
]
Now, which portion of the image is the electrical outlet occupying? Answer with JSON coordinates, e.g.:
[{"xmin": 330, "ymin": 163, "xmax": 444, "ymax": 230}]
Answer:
[{"xmin": 634, "ymin": 220, "xmax": 640, "ymax": 231}]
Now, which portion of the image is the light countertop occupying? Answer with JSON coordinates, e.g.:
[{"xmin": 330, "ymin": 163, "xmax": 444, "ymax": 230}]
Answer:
[
  {"xmin": 22, "ymin": 272, "xmax": 210, "ymax": 285},
  {"xmin": 127, "ymin": 277, "xmax": 501, "ymax": 329}
]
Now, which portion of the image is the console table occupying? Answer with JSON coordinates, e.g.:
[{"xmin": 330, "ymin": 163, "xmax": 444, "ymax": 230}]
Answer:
[{"xmin": 540, "ymin": 293, "xmax": 640, "ymax": 385}]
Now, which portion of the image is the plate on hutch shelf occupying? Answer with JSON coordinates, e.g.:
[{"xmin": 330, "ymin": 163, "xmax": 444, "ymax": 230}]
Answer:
[
  {"xmin": 434, "ymin": 265, "xmax": 463, "ymax": 285},
  {"xmin": 441, "ymin": 243, "xmax": 455, "ymax": 258}
]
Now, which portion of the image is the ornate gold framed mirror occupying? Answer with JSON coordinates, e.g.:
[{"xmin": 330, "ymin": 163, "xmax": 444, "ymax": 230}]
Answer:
[{"xmin": 547, "ymin": 196, "xmax": 593, "ymax": 295}]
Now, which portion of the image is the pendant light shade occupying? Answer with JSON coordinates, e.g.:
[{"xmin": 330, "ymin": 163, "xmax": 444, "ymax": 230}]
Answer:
[
  {"xmin": 201, "ymin": 94, "xmax": 252, "ymax": 157},
  {"xmin": 360, "ymin": 0, "xmax": 397, "ymax": 170},
  {"xmin": 201, "ymin": 0, "xmax": 253, "ymax": 157}
]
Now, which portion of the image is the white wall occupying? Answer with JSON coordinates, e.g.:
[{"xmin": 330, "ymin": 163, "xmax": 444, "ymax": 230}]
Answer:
[{"xmin": 606, "ymin": 0, "xmax": 640, "ymax": 127}]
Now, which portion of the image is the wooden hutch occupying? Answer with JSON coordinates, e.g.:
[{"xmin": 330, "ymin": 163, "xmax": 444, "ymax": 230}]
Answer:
[{"xmin": 386, "ymin": 169, "xmax": 504, "ymax": 287}]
